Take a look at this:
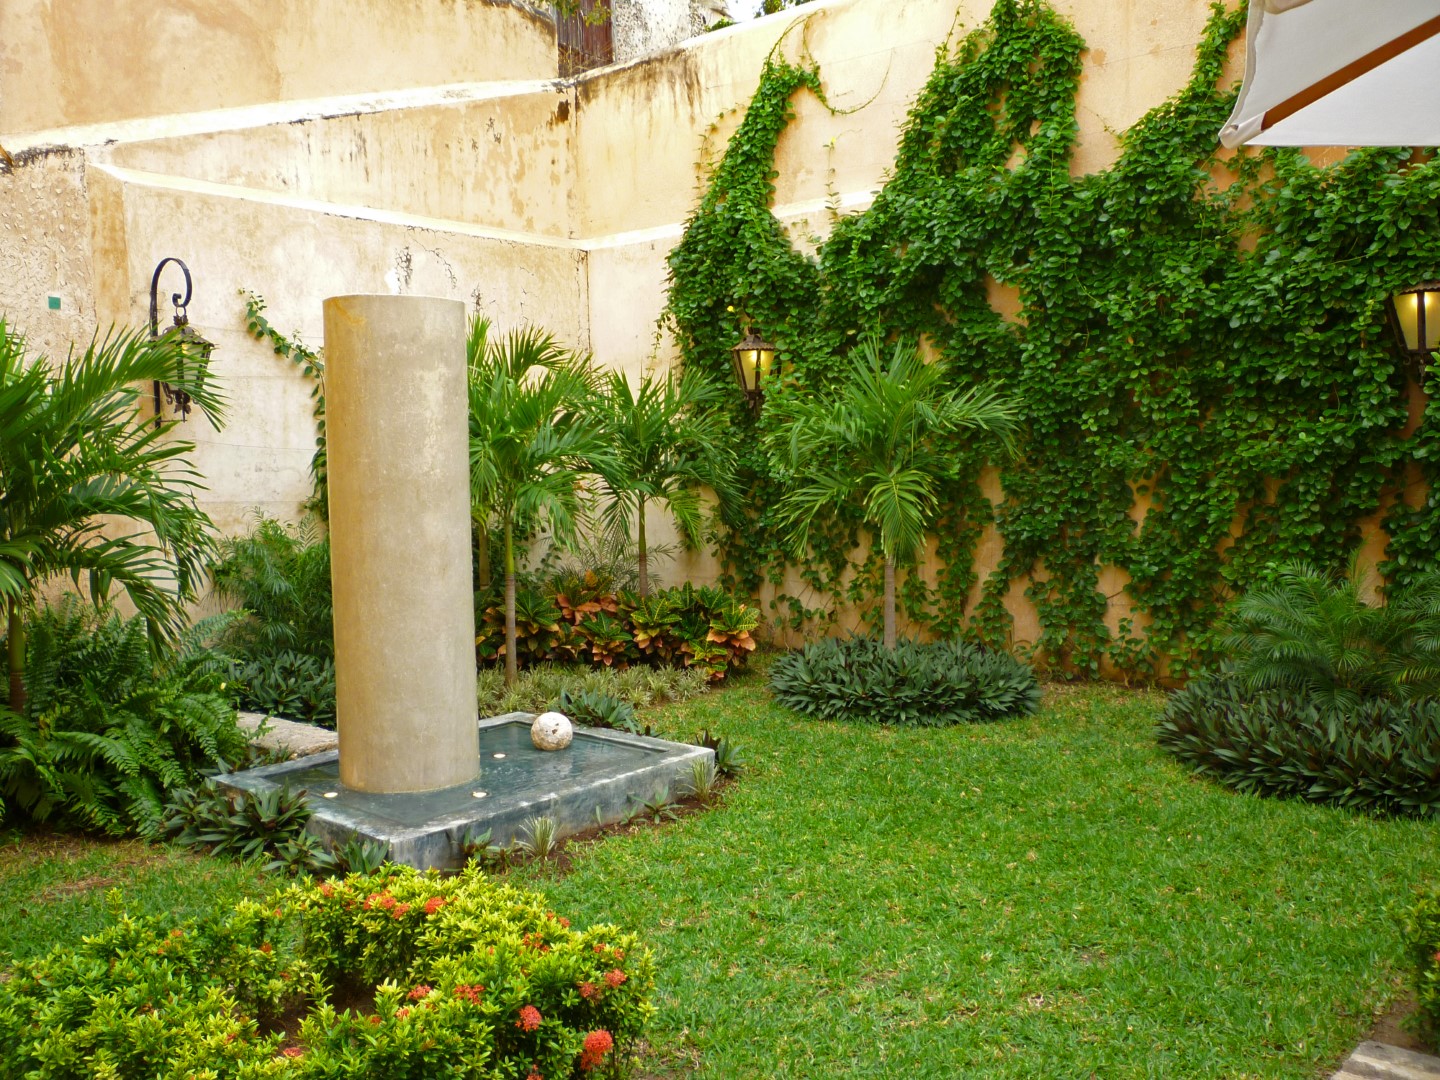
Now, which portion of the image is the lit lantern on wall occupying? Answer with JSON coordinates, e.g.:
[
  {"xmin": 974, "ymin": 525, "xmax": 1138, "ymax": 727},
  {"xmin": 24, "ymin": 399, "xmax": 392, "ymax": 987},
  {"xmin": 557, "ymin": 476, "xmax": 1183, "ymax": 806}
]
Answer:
[
  {"xmin": 1387, "ymin": 281, "xmax": 1440, "ymax": 375},
  {"xmin": 730, "ymin": 327, "xmax": 777, "ymax": 413},
  {"xmin": 148, "ymin": 257, "xmax": 216, "ymax": 426}
]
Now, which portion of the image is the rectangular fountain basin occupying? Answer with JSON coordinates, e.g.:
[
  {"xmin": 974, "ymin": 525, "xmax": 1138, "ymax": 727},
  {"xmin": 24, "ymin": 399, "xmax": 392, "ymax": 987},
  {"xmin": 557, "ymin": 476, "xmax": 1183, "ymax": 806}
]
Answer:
[{"xmin": 214, "ymin": 712, "xmax": 713, "ymax": 869}]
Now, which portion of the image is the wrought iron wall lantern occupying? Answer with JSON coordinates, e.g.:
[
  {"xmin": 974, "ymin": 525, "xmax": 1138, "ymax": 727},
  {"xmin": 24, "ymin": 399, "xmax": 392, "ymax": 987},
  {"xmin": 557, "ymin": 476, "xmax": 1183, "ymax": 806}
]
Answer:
[
  {"xmin": 1387, "ymin": 280, "xmax": 1440, "ymax": 380},
  {"xmin": 148, "ymin": 257, "xmax": 215, "ymax": 427},
  {"xmin": 730, "ymin": 327, "xmax": 777, "ymax": 413}
]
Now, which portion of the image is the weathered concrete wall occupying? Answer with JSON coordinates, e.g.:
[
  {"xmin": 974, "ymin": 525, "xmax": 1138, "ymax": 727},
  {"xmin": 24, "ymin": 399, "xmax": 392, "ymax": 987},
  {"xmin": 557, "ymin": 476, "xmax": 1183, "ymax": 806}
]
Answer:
[
  {"xmin": 0, "ymin": 0, "xmax": 557, "ymax": 137},
  {"xmin": 105, "ymin": 85, "xmax": 579, "ymax": 239},
  {"xmin": 611, "ymin": 0, "xmax": 734, "ymax": 64},
  {"xmin": 0, "ymin": 149, "xmax": 97, "ymax": 360},
  {"xmin": 89, "ymin": 164, "xmax": 588, "ymax": 542}
]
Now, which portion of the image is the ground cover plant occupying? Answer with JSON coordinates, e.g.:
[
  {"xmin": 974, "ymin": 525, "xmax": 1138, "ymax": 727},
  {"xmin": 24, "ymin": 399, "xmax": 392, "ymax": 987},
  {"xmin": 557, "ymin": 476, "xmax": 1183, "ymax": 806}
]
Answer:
[
  {"xmin": 0, "ymin": 864, "xmax": 653, "ymax": 1079},
  {"xmin": 476, "ymin": 663, "xmax": 709, "ymax": 719},
  {"xmin": 1158, "ymin": 562, "xmax": 1440, "ymax": 818},
  {"xmin": 769, "ymin": 635, "xmax": 1041, "ymax": 725},
  {"xmin": 0, "ymin": 598, "xmax": 248, "ymax": 836}
]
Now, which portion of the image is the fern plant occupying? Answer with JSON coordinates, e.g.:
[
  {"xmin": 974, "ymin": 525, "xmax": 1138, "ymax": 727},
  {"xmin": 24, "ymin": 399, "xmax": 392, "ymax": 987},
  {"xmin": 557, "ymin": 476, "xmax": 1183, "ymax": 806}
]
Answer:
[
  {"xmin": 0, "ymin": 598, "xmax": 247, "ymax": 836},
  {"xmin": 1219, "ymin": 561, "xmax": 1440, "ymax": 706}
]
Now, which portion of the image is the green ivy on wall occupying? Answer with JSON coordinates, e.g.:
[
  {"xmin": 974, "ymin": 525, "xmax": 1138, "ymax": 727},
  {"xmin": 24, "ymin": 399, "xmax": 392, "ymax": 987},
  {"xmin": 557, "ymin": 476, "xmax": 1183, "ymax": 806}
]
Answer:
[{"xmin": 665, "ymin": 0, "xmax": 1440, "ymax": 678}]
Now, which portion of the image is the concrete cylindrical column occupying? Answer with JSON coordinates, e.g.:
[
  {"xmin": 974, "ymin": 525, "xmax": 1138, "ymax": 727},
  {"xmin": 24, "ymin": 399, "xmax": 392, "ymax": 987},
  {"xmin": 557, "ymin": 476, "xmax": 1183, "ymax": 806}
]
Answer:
[{"xmin": 323, "ymin": 294, "xmax": 478, "ymax": 793}]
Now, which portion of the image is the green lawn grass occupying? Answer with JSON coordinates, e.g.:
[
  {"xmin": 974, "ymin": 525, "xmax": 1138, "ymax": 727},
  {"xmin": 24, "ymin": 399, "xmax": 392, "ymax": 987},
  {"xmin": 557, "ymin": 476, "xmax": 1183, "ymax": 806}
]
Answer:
[
  {"xmin": 1, "ymin": 677, "xmax": 1435, "ymax": 1079},
  {"xmin": 521, "ymin": 674, "xmax": 1440, "ymax": 1079}
]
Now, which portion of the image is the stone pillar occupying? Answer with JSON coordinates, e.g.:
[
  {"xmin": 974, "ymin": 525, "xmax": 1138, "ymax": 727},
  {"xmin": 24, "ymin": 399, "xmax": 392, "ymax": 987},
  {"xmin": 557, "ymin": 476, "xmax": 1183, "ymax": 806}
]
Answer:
[{"xmin": 323, "ymin": 295, "xmax": 478, "ymax": 793}]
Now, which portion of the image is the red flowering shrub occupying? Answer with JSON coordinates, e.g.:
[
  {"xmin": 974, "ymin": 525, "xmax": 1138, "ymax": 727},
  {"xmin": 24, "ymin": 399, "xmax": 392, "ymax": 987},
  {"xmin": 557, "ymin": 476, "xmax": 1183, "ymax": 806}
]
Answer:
[{"xmin": 0, "ymin": 866, "xmax": 654, "ymax": 1079}]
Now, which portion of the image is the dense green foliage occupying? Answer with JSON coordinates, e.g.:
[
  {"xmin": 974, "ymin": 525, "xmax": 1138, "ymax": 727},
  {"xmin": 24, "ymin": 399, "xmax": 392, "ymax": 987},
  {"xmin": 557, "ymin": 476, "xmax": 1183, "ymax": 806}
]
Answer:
[
  {"xmin": 1156, "ymin": 672, "xmax": 1440, "ymax": 818},
  {"xmin": 0, "ymin": 318, "xmax": 223, "ymax": 710},
  {"xmin": 1218, "ymin": 561, "xmax": 1440, "ymax": 706},
  {"xmin": 769, "ymin": 635, "xmax": 1041, "ymax": 725},
  {"xmin": 211, "ymin": 515, "xmax": 336, "ymax": 725},
  {"xmin": 667, "ymin": 0, "xmax": 1440, "ymax": 677},
  {"xmin": 475, "ymin": 662, "xmax": 708, "ymax": 718},
  {"xmin": 0, "ymin": 865, "xmax": 653, "ymax": 1079},
  {"xmin": 0, "ymin": 600, "xmax": 247, "ymax": 835},
  {"xmin": 1401, "ymin": 883, "xmax": 1440, "ymax": 1038},
  {"xmin": 476, "ymin": 579, "xmax": 759, "ymax": 682}
]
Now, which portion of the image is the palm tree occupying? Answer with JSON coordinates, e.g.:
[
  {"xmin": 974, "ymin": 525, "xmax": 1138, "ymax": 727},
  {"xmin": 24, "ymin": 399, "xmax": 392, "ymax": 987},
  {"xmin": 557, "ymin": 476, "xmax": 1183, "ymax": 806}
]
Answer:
[
  {"xmin": 775, "ymin": 334, "xmax": 1018, "ymax": 649},
  {"xmin": 0, "ymin": 318, "xmax": 224, "ymax": 711},
  {"xmin": 1220, "ymin": 559, "xmax": 1440, "ymax": 706},
  {"xmin": 592, "ymin": 367, "xmax": 736, "ymax": 597},
  {"xmin": 467, "ymin": 317, "xmax": 609, "ymax": 685}
]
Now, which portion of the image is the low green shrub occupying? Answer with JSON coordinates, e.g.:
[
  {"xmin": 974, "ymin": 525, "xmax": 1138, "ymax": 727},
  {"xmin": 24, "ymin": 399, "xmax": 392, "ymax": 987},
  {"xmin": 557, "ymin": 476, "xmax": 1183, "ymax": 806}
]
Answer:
[
  {"xmin": 1400, "ymin": 883, "xmax": 1440, "ymax": 1039},
  {"xmin": 0, "ymin": 598, "xmax": 248, "ymax": 836},
  {"xmin": 0, "ymin": 866, "xmax": 653, "ymax": 1079},
  {"xmin": 232, "ymin": 650, "xmax": 337, "ymax": 727},
  {"xmin": 476, "ymin": 581, "xmax": 758, "ymax": 681},
  {"xmin": 558, "ymin": 688, "xmax": 641, "ymax": 733},
  {"xmin": 476, "ymin": 662, "xmax": 708, "ymax": 717},
  {"xmin": 1156, "ymin": 673, "xmax": 1440, "ymax": 818},
  {"xmin": 212, "ymin": 515, "xmax": 337, "ymax": 725},
  {"xmin": 1217, "ymin": 561, "xmax": 1440, "ymax": 706},
  {"xmin": 769, "ymin": 636, "xmax": 1042, "ymax": 726}
]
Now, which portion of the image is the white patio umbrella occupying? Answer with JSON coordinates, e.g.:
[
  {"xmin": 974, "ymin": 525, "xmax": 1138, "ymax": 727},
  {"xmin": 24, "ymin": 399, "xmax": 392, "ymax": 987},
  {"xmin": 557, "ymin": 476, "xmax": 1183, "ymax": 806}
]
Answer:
[{"xmin": 1219, "ymin": 0, "xmax": 1440, "ymax": 148}]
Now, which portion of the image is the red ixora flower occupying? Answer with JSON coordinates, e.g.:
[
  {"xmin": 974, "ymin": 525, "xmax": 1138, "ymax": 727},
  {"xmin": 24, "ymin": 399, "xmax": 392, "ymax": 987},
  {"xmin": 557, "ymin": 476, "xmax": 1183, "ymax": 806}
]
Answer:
[
  {"xmin": 516, "ymin": 1005, "xmax": 542, "ymax": 1032},
  {"xmin": 392, "ymin": 904, "xmax": 410, "ymax": 919},
  {"xmin": 319, "ymin": 883, "xmax": 334, "ymax": 898},
  {"xmin": 280, "ymin": 1046, "xmax": 305, "ymax": 1059},
  {"xmin": 525, "ymin": 1069, "xmax": 543, "ymax": 1080},
  {"xmin": 603, "ymin": 969, "xmax": 627, "ymax": 990},
  {"xmin": 259, "ymin": 943, "xmax": 272, "ymax": 955},
  {"xmin": 396, "ymin": 1007, "xmax": 410, "ymax": 1019},
  {"xmin": 452, "ymin": 984, "xmax": 484, "ymax": 1004},
  {"xmin": 408, "ymin": 985, "xmax": 433, "ymax": 1001},
  {"xmin": 579, "ymin": 1029, "xmax": 614, "ymax": 1071},
  {"xmin": 578, "ymin": 981, "xmax": 599, "ymax": 1000},
  {"xmin": 1434, "ymin": 949, "xmax": 1440, "ymax": 965},
  {"xmin": 424, "ymin": 896, "xmax": 445, "ymax": 915}
]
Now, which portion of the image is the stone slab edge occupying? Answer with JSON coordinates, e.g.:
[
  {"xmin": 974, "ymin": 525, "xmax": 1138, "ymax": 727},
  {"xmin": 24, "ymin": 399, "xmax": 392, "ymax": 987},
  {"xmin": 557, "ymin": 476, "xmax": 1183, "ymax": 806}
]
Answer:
[{"xmin": 1331, "ymin": 1040, "xmax": 1440, "ymax": 1080}]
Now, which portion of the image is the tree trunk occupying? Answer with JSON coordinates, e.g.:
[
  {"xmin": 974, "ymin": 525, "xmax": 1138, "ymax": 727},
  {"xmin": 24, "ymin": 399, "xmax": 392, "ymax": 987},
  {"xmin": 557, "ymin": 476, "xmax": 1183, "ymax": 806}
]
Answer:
[
  {"xmin": 7, "ymin": 597, "xmax": 25, "ymax": 714},
  {"xmin": 476, "ymin": 518, "xmax": 492, "ymax": 592},
  {"xmin": 637, "ymin": 495, "xmax": 649, "ymax": 599},
  {"xmin": 882, "ymin": 558, "xmax": 897, "ymax": 650},
  {"xmin": 504, "ymin": 518, "xmax": 518, "ymax": 687}
]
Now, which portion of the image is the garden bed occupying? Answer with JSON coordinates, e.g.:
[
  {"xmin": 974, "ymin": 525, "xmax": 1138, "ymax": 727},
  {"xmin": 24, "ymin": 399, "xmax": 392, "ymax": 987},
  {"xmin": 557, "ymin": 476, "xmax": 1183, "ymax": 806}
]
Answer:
[{"xmin": 3, "ymin": 677, "xmax": 1438, "ymax": 1078}]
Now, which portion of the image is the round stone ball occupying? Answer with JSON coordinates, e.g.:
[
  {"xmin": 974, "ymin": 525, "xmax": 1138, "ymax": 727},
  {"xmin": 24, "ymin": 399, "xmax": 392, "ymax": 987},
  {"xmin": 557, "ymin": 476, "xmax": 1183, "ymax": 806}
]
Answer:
[{"xmin": 531, "ymin": 711, "xmax": 574, "ymax": 751}]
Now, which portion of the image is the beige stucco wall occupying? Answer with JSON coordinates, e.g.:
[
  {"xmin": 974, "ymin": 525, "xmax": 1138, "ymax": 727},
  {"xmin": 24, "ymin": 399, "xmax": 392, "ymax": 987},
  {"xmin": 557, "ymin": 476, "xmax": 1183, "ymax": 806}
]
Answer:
[
  {"xmin": 88, "ymin": 165, "xmax": 587, "ymax": 542},
  {"xmin": 0, "ymin": 0, "xmax": 557, "ymax": 138},
  {"xmin": 3, "ymin": 0, "xmax": 1293, "ymax": 661}
]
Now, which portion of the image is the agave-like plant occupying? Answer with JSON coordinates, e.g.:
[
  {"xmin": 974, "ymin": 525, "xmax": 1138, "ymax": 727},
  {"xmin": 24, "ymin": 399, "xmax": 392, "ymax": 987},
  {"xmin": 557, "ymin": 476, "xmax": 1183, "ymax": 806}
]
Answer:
[
  {"xmin": 0, "ymin": 318, "xmax": 223, "ymax": 711},
  {"xmin": 773, "ymin": 334, "xmax": 1018, "ymax": 648},
  {"xmin": 1220, "ymin": 560, "xmax": 1440, "ymax": 706}
]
